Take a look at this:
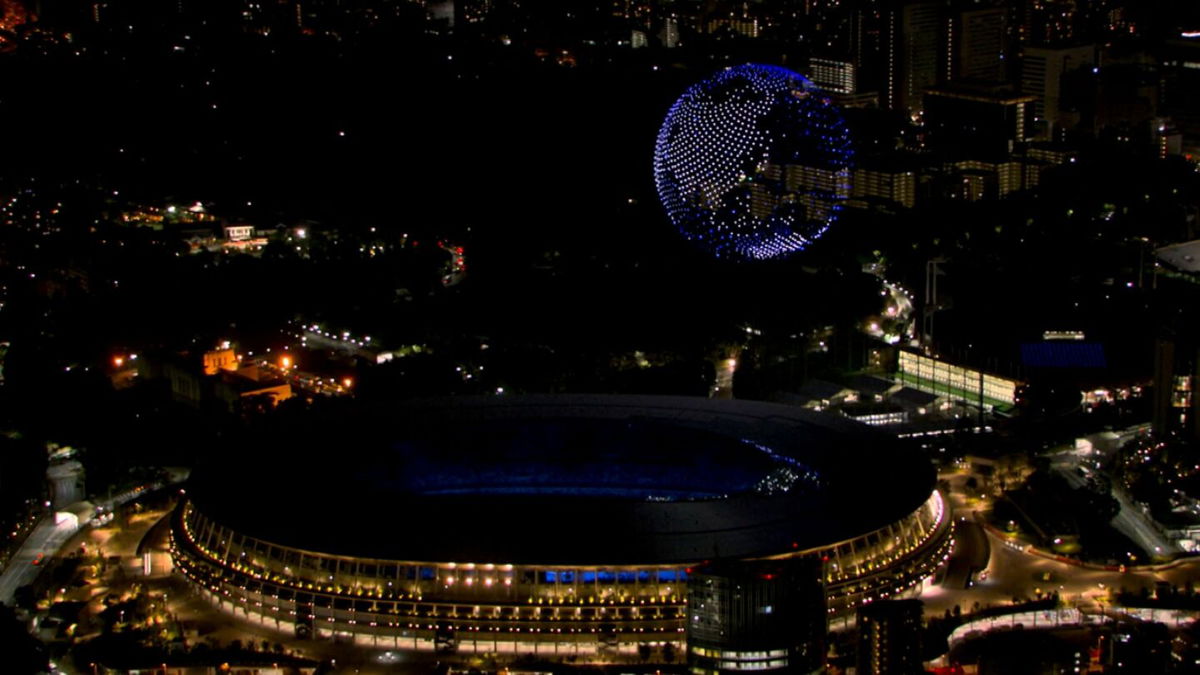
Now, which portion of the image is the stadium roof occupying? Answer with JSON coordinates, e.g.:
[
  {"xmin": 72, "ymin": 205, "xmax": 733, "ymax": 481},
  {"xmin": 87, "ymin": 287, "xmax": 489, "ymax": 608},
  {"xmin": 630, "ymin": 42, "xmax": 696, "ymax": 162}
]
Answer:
[
  {"xmin": 1157, "ymin": 239, "xmax": 1200, "ymax": 274},
  {"xmin": 187, "ymin": 396, "xmax": 934, "ymax": 565}
]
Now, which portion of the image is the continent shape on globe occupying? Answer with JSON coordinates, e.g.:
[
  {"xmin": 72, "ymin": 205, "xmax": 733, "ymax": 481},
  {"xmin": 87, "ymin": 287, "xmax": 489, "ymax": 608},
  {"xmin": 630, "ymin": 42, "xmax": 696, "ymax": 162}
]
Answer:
[{"xmin": 654, "ymin": 64, "xmax": 855, "ymax": 261}]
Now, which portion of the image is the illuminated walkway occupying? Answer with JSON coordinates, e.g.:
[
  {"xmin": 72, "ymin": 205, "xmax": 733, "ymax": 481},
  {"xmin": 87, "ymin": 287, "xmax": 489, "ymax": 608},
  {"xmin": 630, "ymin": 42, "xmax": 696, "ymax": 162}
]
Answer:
[{"xmin": 947, "ymin": 607, "xmax": 1199, "ymax": 648}]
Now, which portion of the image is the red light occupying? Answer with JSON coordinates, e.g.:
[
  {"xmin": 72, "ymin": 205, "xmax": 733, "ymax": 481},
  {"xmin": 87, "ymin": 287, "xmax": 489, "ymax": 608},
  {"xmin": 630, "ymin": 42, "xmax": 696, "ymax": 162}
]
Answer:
[{"xmin": 761, "ymin": 573, "xmax": 775, "ymax": 580}]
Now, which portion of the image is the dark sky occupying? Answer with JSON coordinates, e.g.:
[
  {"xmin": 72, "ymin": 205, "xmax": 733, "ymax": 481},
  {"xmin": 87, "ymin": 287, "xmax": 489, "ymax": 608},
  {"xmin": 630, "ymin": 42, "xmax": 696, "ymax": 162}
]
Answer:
[{"xmin": 4, "ymin": 43, "xmax": 687, "ymax": 239}]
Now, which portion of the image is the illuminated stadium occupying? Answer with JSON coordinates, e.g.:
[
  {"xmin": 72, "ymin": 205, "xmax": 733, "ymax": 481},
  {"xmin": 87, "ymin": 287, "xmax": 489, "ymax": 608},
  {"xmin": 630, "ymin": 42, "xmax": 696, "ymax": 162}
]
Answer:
[
  {"xmin": 653, "ymin": 64, "xmax": 855, "ymax": 261},
  {"xmin": 170, "ymin": 396, "xmax": 950, "ymax": 656}
]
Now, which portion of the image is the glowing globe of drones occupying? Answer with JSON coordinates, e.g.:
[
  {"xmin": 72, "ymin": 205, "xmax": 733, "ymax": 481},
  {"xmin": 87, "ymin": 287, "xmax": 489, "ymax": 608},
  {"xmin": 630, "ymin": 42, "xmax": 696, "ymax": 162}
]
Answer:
[{"xmin": 654, "ymin": 64, "xmax": 855, "ymax": 261}]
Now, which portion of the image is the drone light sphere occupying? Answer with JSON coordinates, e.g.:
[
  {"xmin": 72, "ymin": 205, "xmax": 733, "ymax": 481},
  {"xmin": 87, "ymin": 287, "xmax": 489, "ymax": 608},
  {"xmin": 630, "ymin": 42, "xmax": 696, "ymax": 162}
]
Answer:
[{"xmin": 654, "ymin": 64, "xmax": 855, "ymax": 261}]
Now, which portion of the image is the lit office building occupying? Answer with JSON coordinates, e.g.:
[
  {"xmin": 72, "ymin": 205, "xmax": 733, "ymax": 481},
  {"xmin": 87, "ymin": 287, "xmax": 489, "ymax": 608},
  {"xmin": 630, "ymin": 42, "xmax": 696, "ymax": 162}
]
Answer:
[
  {"xmin": 857, "ymin": 599, "xmax": 925, "ymax": 675},
  {"xmin": 688, "ymin": 558, "xmax": 826, "ymax": 675},
  {"xmin": 883, "ymin": 0, "xmax": 941, "ymax": 115},
  {"xmin": 898, "ymin": 350, "xmax": 1019, "ymax": 411},
  {"xmin": 810, "ymin": 57, "xmax": 857, "ymax": 95},
  {"xmin": 1021, "ymin": 44, "xmax": 1095, "ymax": 138},
  {"xmin": 947, "ymin": 4, "xmax": 1008, "ymax": 84}
]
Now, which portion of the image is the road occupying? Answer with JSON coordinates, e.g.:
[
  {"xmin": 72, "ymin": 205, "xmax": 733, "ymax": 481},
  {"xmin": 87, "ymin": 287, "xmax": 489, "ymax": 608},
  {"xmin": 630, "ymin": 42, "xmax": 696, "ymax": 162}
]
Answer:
[
  {"xmin": 921, "ymin": 515, "xmax": 1200, "ymax": 621},
  {"xmin": 1110, "ymin": 485, "xmax": 1178, "ymax": 560},
  {"xmin": 0, "ymin": 474, "xmax": 186, "ymax": 607},
  {"xmin": 941, "ymin": 518, "xmax": 989, "ymax": 589},
  {"xmin": 920, "ymin": 465, "xmax": 1200, "ymax": 622},
  {"xmin": 1049, "ymin": 447, "xmax": 1179, "ymax": 560},
  {"xmin": 0, "ymin": 517, "xmax": 79, "ymax": 605},
  {"xmin": 256, "ymin": 359, "xmax": 353, "ymax": 397}
]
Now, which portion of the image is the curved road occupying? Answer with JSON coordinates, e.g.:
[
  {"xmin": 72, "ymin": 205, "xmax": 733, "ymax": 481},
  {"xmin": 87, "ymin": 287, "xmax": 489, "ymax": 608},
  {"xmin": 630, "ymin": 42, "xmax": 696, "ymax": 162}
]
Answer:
[{"xmin": 0, "ymin": 517, "xmax": 79, "ymax": 605}]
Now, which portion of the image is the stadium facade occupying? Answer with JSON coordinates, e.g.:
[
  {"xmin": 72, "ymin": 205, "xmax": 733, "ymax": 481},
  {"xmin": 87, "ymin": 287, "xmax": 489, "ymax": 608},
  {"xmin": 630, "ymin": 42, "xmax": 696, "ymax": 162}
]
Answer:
[{"xmin": 170, "ymin": 396, "xmax": 951, "ymax": 658}]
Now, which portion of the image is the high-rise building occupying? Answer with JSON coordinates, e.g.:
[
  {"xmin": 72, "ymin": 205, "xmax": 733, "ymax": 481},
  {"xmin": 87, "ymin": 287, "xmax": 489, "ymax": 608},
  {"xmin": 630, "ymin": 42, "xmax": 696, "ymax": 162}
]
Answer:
[
  {"xmin": 846, "ymin": 0, "xmax": 886, "ymax": 93},
  {"xmin": 701, "ymin": 1, "xmax": 760, "ymax": 39},
  {"xmin": 1153, "ymin": 118, "xmax": 1183, "ymax": 159},
  {"xmin": 924, "ymin": 84, "xmax": 1034, "ymax": 158},
  {"xmin": 687, "ymin": 557, "xmax": 827, "ymax": 675},
  {"xmin": 856, "ymin": 598, "xmax": 925, "ymax": 675},
  {"xmin": 806, "ymin": 1, "xmax": 885, "ymax": 104},
  {"xmin": 1021, "ymin": 44, "xmax": 1095, "ymax": 137},
  {"xmin": 808, "ymin": 55, "xmax": 879, "ymax": 107},
  {"xmin": 658, "ymin": 16, "xmax": 680, "ymax": 48},
  {"xmin": 1152, "ymin": 337, "xmax": 1200, "ymax": 441},
  {"xmin": 810, "ymin": 56, "xmax": 857, "ymax": 95},
  {"xmin": 1022, "ymin": 0, "xmax": 1079, "ymax": 46},
  {"xmin": 948, "ymin": 3, "xmax": 1008, "ymax": 84},
  {"xmin": 883, "ymin": 0, "xmax": 940, "ymax": 115},
  {"xmin": 1162, "ymin": 37, "xmax": 1200, "ymax": 135},
  {"xmin": 851, "ymin": 155, "xmax": 921, "ymax": 210}
]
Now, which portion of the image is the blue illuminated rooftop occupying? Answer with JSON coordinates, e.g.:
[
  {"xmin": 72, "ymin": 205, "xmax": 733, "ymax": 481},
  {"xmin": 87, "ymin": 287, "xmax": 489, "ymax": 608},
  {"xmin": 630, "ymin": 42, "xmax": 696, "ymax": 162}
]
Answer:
[{"xmin": 384, "ymin": 418, "xmax": 810, "ymax": 500}]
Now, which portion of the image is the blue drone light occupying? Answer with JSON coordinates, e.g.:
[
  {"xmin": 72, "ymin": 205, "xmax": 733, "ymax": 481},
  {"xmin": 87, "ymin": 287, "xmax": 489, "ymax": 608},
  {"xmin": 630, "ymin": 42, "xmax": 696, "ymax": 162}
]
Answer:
[{"xmin": 654, "ymin": 64, "xmax": 855, "ymax": 261}]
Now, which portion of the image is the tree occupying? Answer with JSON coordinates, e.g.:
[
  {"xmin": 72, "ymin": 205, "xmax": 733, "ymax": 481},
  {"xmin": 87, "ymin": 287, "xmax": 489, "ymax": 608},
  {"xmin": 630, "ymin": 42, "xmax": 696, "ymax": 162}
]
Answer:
[
  {"xmin": 12, "ymin": 585, "xmax": 36, "ymax": 611},
  {"xmin": 0, "ymin": 604, "xmax": 47, "ymax": 675}
]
